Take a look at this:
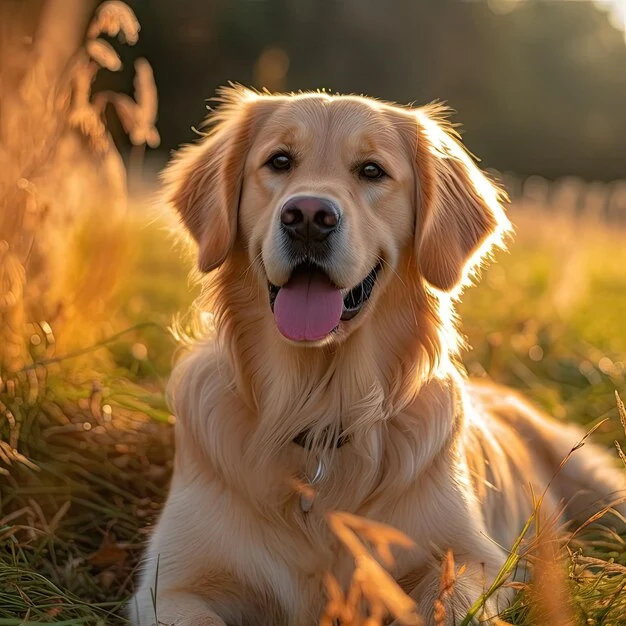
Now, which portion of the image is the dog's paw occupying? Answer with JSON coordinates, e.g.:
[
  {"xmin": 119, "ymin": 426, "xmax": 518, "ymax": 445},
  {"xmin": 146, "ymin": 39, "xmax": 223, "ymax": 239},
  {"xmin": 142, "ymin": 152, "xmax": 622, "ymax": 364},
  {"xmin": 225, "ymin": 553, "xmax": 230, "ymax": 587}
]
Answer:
[
  {"xmin": 399, "ymin": 567, "xmax": 513, "ymax": 626},
  {"xmin": 388, "ymin": 597, "xmax": 501, "ymax": 626}
]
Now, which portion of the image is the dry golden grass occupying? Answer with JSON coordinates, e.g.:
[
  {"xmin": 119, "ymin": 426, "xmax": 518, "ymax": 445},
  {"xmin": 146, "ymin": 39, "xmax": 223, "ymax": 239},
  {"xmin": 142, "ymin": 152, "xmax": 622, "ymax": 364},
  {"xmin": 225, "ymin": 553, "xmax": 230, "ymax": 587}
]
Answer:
[
  {"xmin": 615, "ymin": 392, "xmax": 626, "ymax": 467},
  {"xmin": 319, "ymin": 402, "xmax": 626, "ymax": 626},
  {"xmin": 0, "ymin": 1, "xmax": 161, "ymax": 361},
  {"xmin": 527, "ymin": 519, "xmax": 577, "ymax": 626},
  {"xmin": 322, "ymin": 512, "xmax": 422, "ymax": 626},
  {"xmin": 1, "ymin": 192, "xmax": 625, "ymax": 625},
  {"xmin": 0, "ymin": 6, "xmax": 625, "ymax": 621}
]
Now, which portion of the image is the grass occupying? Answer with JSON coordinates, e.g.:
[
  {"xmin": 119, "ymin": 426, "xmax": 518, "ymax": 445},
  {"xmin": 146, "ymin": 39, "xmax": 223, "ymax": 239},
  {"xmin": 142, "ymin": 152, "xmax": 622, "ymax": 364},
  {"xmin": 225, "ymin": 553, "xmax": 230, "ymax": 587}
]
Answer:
[
  {"xmin": 1, "ymin": 201, "xmax": 625, "ymax": 625},
  {"xmin": 461, "ymin": 209, "xmax": 626, "ymax": 449}
]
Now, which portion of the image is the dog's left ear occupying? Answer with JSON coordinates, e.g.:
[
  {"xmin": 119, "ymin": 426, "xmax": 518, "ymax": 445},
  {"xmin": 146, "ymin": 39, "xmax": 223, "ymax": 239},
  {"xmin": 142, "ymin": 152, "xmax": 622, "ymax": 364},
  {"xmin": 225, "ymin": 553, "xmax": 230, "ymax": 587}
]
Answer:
[{"xmin": 414, "ymin": 105, "xmax": 510, "ymax": 292}]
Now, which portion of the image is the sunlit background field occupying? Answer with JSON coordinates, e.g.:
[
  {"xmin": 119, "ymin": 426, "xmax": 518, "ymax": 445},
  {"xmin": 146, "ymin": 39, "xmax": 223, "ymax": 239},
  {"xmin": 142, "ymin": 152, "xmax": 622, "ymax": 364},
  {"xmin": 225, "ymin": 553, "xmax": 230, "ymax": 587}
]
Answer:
[{"xmin": 1, "ymin": 0, "xmax": 626, "ymax": 624}]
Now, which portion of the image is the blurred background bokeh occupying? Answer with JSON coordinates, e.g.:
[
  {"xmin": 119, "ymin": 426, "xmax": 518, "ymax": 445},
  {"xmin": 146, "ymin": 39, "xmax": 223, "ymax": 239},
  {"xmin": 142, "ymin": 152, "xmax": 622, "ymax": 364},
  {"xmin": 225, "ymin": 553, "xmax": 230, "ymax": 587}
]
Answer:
[
  {"xmin": 102, "ymin": 0, "xmax": 626, "ymax": 181},
  {"xmin": 1, "ymin": 2, "xmax": 626, "ymax": 625}
]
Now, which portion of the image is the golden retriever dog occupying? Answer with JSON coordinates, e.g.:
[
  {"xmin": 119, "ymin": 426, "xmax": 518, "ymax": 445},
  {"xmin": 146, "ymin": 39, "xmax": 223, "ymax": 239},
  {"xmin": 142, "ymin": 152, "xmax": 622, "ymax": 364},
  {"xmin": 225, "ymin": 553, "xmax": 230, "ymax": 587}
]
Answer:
[{"xmin": 129, "ymin": 87, "xmax": 626, "ymax": 626}]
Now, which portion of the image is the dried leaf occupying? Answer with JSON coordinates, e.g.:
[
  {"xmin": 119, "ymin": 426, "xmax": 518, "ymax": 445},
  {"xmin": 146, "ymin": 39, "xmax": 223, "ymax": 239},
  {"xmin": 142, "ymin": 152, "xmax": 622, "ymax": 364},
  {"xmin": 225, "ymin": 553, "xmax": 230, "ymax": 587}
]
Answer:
[{"xmin": 89, "ymin": 535, "xmax": 128, "ymax": 566}]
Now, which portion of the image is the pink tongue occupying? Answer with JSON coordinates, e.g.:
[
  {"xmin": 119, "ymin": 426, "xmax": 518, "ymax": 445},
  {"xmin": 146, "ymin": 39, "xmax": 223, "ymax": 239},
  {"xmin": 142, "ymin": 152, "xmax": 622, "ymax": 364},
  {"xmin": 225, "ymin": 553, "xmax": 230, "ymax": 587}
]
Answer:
[{"xmin": 273, "ymin": 269, "xmax": 343, "ymax": 341}]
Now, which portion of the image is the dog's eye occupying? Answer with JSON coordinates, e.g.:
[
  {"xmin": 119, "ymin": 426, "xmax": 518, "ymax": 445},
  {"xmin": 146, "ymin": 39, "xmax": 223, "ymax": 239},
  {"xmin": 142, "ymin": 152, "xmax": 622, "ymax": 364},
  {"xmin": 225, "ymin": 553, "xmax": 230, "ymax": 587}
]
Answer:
[
  {"xmin": 267, "ymin": 153, "xmax": 292, "ymax": 171},
  {"xmin": 360, "ymin": 162, "xmax": 386, "ymax": 180}
]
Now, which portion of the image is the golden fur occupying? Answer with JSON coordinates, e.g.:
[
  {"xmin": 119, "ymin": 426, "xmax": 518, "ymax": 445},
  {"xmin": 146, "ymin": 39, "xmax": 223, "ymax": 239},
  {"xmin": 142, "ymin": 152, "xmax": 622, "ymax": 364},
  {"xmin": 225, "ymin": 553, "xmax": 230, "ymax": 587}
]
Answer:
[{"xmin": 129, "ymin": 87, "xmax": 626, "ymax": 626}]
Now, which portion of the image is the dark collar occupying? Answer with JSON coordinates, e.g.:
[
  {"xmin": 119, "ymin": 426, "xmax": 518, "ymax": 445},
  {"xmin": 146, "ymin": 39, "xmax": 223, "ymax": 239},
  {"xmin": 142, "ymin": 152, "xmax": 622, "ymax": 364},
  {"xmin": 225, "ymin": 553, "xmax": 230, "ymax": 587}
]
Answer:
[{"xmin": 292, "ymin": 426, "xmax": 350, "ymax": 450}]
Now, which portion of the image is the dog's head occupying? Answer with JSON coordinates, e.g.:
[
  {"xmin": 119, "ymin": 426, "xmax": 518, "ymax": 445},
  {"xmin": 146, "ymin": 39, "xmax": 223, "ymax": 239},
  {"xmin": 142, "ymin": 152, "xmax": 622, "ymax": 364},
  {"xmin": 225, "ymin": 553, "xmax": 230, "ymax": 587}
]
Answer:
[{"xmin": 165, "ymin": 86, "xmax": 509, "ymax": 345}]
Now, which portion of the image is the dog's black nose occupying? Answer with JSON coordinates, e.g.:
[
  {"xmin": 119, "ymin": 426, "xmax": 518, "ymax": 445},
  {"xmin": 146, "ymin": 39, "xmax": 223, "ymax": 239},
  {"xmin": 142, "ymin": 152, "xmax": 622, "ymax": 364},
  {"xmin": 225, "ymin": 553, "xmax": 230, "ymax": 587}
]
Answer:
[{"xmin": 280, "ymin": 196, "xmax": 340, "ymax": 242}]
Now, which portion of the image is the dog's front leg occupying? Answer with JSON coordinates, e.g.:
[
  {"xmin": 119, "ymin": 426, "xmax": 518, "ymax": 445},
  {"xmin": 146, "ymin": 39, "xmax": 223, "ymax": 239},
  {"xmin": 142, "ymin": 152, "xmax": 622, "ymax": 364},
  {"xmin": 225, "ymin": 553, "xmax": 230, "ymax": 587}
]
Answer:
[
  {"xmin": 392, "ymin": 562, "xmax": 513, "ymax": 626},
  {"xmin": 128, "ymin": 590, "xmax": 229, "ymax": 626}
]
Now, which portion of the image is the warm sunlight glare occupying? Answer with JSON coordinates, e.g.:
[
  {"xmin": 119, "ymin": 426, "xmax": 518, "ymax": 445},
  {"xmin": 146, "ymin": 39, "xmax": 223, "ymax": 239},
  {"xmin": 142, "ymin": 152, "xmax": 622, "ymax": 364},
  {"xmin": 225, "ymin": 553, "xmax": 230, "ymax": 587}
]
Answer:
[{"xmin": 487, "ymin": 0, "xmax": 626, "ymax": 39}]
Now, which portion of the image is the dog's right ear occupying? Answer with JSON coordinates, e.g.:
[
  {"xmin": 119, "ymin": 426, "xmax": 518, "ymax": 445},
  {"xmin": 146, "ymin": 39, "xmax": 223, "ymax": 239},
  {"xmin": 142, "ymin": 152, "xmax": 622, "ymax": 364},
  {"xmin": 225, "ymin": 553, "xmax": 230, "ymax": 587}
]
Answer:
[{"xmin": 162, "ymin": 87, "xmax": 266, "ymax": 273}]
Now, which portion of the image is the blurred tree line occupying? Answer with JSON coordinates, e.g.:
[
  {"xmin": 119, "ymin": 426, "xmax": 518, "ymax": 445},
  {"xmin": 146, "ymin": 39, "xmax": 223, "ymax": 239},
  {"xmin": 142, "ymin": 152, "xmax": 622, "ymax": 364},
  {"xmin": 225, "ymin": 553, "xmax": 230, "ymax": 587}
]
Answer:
[{"xmin": 102, "ymin": 0, "xmax": 626, "ymax": 181}]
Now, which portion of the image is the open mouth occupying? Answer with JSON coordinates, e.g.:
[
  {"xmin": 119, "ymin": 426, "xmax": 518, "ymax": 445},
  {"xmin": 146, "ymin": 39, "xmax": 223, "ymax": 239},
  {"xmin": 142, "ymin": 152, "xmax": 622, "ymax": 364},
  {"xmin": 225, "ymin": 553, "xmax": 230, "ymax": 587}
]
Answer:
[
  {"xmin": 268, "ymin": 262, "xmax": 381, "ymax": 342},
  {"xmin": 340, "ymin": 264, "xmax": 380, "ymax": 321}
]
